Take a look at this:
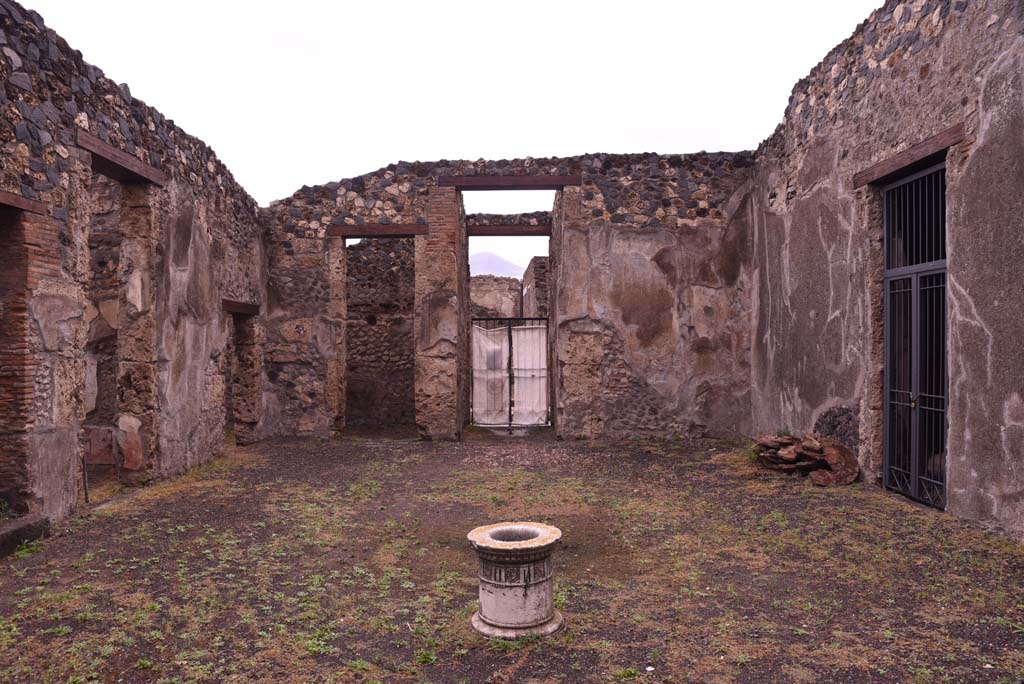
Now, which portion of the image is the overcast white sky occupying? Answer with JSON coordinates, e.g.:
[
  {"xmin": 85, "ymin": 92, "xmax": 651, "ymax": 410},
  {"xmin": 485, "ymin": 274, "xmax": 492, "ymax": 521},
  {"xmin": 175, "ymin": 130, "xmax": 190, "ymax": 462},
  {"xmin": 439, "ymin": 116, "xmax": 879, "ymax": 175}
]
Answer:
[{"xmin": 27, "ymin": 0, "xmax": 880, "ymax": 270}]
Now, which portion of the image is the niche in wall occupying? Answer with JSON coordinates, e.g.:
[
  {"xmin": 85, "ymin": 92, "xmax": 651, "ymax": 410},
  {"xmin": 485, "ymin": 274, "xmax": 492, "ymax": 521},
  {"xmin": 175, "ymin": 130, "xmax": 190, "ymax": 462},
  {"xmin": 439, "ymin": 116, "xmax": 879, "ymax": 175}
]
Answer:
[{"xmin": 82, "ymin": 177, "xmax": 123, "ymax": 469}]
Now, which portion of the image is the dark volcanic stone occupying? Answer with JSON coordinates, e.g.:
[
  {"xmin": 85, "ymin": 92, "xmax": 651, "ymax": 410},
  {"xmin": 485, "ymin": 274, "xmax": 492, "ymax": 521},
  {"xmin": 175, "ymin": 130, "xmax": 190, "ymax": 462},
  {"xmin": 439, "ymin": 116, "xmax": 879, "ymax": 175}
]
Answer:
[
  {"xmin": 813, "ymin": 406, "xmax": 860, "ymax": 452},
  {"xmin": 9, "ymin": 71, "xmax": 32, "ymax": 90}
]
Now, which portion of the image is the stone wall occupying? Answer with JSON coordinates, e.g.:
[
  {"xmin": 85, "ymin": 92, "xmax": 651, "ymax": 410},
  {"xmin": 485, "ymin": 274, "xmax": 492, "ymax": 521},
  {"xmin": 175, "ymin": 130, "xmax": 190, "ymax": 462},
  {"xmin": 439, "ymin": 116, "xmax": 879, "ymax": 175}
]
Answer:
[
  {"xmin": 9, "ymin": 0, "xmax": 1022, "ymax": 535},
  {"xmin": 522, "ymin": 256, "xmax": 549, "ymax": 318},
  {"xmin": 0, "ymin": 0, "xmax": 264, "ymax": 521},
  {"xmin": 747, "ymin": 0, "xmax": 1024, "ymax": 531},
  {"xmin": 469, "ymin": 275, "xmax": 521, "ymax": 318},
  {"xmin": 345, "ymin": 239, "xmax": 415, "ymax": 426},
  {"xmin": 551, "ymin": 153, "xmax": 756, "ymax": 439},
  {"xmin": 266, "ymin": 152, "xmax": 755, "ymax": 441},
  {"xmin": 466, "ymin": 211, "xmax": 550, "ymax": 228}
]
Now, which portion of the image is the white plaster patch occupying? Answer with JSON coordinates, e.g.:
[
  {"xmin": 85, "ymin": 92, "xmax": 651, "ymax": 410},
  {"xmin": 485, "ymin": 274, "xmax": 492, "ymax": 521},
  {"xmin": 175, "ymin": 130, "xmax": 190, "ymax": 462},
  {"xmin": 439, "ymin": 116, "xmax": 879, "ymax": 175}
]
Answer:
[
  {"xmin": 126, "ymin": 271, "xmax": 144, "ymax": 312},
  {"xmin": 84, "ymin": 354, "xmax": 98, "ymax": 414}
]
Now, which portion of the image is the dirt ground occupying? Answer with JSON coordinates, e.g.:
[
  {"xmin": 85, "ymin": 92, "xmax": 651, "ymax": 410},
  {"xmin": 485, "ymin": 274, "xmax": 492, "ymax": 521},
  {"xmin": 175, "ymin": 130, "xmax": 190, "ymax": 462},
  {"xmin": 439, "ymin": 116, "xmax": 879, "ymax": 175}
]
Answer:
[{"xmin": 2, "ymin": 430, "xmax": 1023, "ymax": 684}]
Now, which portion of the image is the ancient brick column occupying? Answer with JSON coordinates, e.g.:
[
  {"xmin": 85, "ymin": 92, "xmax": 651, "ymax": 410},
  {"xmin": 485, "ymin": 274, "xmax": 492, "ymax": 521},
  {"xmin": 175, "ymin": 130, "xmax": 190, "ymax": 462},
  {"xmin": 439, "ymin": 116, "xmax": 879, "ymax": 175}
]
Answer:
[
  {"xmin": 0, "ymin": 208, "xmax": 84, "ymax": 520},
  {"xmin": 415, "ymin": 187, "xmax": 464, "ymax": 440},
  {"xmin": 0, "ymin": 210, "xmax": 37, "ymax": 516}
]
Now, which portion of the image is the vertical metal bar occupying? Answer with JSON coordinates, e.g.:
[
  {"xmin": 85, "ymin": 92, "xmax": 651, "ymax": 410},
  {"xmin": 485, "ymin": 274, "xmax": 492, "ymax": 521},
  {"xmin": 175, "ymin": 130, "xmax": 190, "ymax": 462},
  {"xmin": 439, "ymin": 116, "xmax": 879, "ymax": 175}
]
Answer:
[
  {"xmin": 897, "ymin": 184, "xmax": 903, "ymax": 268},
  {"xmin": 925, "ymin": 277, "xmax": 931, "ymax": 488},
  {"xmin": 913, "ymin": 179, "xmax": 919, "ymax": 266},
  {"xmin": 507, "ymin": 320, "xmax": 513, "ymax": 429},
  {"xmin": 911, "ymin": 179, "xmax": 916, "ymax": 264},
  {"xmin": 921, "ymin": 174, "xmax": 926, "ymax": 264},
  {"xmin": 933, "ymin": 171, "xmax": 937, "ymax": 262},
  {"xmin": 880, "ymin": 189, "xmax": 888, "ymax": 270},
  {"xmin": 902, "ymin": 183, "xmax": 907, "ymax": 268},
  {"xmin": 903, "ymin": 182, "xmax": 909, "ymax": 267},
  {"xmin": 912, "ymin": 177, "xmax": 918, "ymax": 267},
  {"xmin": 941, "ymin": 273, "xmax": 947, "ymax": 502},
  {"xmin": 894, "ymin": 185, "xmax": 899, "ymax": 269},
  {"xmin": 940, "ymin": 169, "xmax": 947, "ymax": 261},
  {"xmin": 82, "ymin": 454, "xmax": 90, "ymax": 504},
  {"xmin": 883, "ymin": 276, "xmax": 891, "ymax": 490},
  {"xmin": 910, "ymin": 273, "xmax": 920, "ymax": 500}
]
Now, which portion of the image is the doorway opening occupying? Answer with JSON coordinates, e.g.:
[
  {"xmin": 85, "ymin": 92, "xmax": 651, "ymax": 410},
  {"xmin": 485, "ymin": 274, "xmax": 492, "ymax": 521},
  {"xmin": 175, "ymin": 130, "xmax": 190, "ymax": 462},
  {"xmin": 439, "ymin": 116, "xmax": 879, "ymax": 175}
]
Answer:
[
  {"xmin": 344, "ymin": 237, "xmax": 416, "ymax": 428},
  {"xmin": 82, "ymin": 177, "xmax": 124, "ymax": 483},
  {"xmin": 883, "ymin": 162, "xmax": 947, "ymax": 508},
  {"xmin": 225, "ymin": 311, "xmax": 261, "ymax": 442},
  {"xmin": 463, "ymin": 189, "xmax": 554, "ymax": 429}
]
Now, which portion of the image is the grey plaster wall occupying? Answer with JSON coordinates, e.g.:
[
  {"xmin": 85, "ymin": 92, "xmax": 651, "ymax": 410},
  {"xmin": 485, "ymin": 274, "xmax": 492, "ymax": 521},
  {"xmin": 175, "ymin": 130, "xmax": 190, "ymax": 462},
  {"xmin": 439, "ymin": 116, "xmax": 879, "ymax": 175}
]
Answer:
[
  {"xmin": 748, "ymin": 0, "xmax": 1024, "ymax": 531},
  {"xmin": 552, "ymin": 162, "xmax": 755, "ymax": 439}
]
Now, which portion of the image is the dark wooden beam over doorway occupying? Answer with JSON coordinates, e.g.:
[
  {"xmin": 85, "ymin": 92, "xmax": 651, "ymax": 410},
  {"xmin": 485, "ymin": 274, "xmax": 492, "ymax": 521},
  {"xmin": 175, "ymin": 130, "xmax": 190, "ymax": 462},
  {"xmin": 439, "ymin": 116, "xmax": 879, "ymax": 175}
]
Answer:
[
  {"xmin": 853, "ymin": 123, "xmax": 965, "ymax": 188},
  {"xmin": 325, "ymin": 224, "xmax": 430, "ymax": 238},
  {"xmin": 436, "ymin": 175, "xmax": 581, "ymax": 191},
  {"xmin": 76, "ymin": 129, "xmax": 169, "ymax": 186},
  {"xmin": 222, "ymin": 299, "xmax": 260, "ymax": 316},
  {"xmin": 0, "ymin": 190, "xmax": 47, "ymax": 215},
  {"xmin": 467, "ymin": 224, "xmax": 552, "ymax": 237}
]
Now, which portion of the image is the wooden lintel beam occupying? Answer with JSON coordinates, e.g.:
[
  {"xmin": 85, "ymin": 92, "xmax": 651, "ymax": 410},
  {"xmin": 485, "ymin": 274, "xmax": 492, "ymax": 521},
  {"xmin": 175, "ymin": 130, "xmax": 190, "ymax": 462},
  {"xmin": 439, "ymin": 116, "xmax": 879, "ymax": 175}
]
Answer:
[
  {"xmin": 467, "ymin": 224, "xmax": 551, "ymax": 237},
  {"xmin": 325, "ymin": 224, "xmax": 429, "ymax": 238},
  {"xmin": 853, "ymin": 123, "xmax": 965, "ymax": 188},
  {"xmin": 437, "ymin": 175, "xmax": 582, "ymax": 191},
  {"xmin": 222, "ymin": 299, "xmax": 260, "ymax": 316},
  {"xmin": 0, "ymin": 190, "xmax": 47, "ymax": 215},
  {"xmin": 76, "ymin": 129, "xmax": 169, "ymax": 186}
]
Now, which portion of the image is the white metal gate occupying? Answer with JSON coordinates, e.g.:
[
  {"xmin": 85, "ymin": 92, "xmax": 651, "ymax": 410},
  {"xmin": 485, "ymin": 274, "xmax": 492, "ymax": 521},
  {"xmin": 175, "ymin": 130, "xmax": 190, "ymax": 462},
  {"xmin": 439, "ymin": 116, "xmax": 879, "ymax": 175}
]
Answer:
[{"xmin": 471, "ymin": 318, "xmax": 549, "ymax": 427}]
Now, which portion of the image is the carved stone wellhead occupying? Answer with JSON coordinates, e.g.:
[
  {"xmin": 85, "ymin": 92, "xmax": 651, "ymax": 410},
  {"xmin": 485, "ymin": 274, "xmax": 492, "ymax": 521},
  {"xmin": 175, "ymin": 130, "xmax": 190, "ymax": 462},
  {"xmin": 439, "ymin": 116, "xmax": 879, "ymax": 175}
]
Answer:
[{"xmin": 467, "ymin": 522, "xmax": 563, "ymax": 639}]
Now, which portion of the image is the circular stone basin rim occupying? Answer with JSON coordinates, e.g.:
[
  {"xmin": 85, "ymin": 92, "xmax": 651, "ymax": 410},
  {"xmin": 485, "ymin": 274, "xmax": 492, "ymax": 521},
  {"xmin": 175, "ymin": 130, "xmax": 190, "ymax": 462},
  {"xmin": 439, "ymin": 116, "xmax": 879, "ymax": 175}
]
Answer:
[{"xmin": 467, "ymin": 521, "xmax": 562, "ymax": 550}]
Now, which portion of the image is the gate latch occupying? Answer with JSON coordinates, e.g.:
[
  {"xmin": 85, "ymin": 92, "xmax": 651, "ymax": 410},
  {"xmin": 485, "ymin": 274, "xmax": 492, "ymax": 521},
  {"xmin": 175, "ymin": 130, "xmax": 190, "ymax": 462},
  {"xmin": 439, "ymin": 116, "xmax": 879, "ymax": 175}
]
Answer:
[{"xmin": 910, "ymin": 396, "xmax": 919, "ymax": 409}]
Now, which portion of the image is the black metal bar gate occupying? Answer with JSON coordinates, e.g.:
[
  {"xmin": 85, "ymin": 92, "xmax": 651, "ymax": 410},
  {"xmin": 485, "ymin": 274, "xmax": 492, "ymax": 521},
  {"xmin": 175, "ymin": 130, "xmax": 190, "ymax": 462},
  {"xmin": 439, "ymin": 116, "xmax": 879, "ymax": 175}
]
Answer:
[
  {"xmin": 471, "ymin": 317, "xmax": 549, "ymax": 428},
  {"xmin": 883, "ymin": 162, "xmax": 948, "ymax": 508}
]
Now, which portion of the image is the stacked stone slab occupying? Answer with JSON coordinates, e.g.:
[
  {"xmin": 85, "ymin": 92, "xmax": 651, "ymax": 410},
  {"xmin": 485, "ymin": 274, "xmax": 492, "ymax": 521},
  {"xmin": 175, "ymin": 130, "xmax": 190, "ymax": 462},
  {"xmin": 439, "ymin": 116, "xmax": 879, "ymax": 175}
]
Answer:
[{"xmin": 754, "ymin": 434, "xmax": 860, "ymax": 486}]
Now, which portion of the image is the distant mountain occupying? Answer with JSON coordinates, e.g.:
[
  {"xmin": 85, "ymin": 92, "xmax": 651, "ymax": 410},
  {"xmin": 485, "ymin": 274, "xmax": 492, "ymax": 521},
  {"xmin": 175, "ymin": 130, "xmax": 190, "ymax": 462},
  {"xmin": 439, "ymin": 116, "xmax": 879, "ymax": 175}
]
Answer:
[{"xmin": 470, "ymin": 252, "xmax": 524, "ymax": 278}]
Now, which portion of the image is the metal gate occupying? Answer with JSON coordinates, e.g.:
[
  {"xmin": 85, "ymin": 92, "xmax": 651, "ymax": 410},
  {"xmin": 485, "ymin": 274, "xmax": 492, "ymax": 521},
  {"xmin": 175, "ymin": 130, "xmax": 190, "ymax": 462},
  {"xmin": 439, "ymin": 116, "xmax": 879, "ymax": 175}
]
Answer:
[
  {"xmin": 471, "ymin": 317, "xmax": 549, "ymax": 427},
  {"xmin": 883, "ymin": 163, "xmax": 947, "ymax": 508}
]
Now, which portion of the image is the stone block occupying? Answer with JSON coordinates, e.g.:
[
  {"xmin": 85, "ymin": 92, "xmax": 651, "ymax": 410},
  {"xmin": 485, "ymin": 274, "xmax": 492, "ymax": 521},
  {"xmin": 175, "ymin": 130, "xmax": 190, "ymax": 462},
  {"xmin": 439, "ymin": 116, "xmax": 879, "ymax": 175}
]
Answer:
[
  {"xmin": 52, "ymin": 356, "xmax": 85, "ymax": 425},
  {"xmin": 29, "ymin": 292, "xmax": 83, "ymax": 352},
  {"xmin": 27, "ymin": 427, "xmax": 80, "ymax": 520},
  {"xmin": 116, "ymin": 414, "xmax": 143, "ymax": 470},
  {"xmin": 84, "ymin": 354, "xmax": 98, "ymax": 413},
  {"xmin": 0, "ymin": 513, "xmax": 49, "ymax": 558},
  {"xmin": 278, "ymin": 318, "xmax": 314, "ymax": 343}
]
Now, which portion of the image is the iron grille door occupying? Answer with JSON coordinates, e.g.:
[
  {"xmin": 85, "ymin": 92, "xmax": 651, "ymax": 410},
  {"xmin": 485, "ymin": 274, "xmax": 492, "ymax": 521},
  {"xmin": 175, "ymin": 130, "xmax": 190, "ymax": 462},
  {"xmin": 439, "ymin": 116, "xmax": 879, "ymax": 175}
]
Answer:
[
  {"xmin": 883, "ymin": 163, "xmax": 947, "ymax": 508},
  {"xmin": 471, "ymin": 318, "xmax": 550, "ymax": 428}
]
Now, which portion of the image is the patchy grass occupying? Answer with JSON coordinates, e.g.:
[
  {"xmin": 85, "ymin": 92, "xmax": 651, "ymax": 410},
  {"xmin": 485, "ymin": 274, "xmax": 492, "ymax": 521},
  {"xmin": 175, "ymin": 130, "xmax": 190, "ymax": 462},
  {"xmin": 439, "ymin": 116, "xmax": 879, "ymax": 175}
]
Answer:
[{"xmin": 2, "ymin": 433, "xmax": 1023, "ymax": 683}]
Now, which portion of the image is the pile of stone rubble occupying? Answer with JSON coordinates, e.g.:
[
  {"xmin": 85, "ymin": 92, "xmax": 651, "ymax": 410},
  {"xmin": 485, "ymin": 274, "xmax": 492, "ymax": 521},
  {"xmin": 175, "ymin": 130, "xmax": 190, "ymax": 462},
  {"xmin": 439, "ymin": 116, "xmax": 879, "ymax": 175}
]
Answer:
[{"xmin": 753, "ymin": 434, "xmax": 859, "ymax": 486}]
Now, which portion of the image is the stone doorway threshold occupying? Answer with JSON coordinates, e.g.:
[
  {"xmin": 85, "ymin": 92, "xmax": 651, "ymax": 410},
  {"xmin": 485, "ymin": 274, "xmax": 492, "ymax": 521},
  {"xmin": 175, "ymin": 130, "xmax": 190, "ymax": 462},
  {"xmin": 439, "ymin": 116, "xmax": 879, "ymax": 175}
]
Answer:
[{"xmin": 471, "ymin": 425, "xmax": 553, "ymax": 438}]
